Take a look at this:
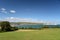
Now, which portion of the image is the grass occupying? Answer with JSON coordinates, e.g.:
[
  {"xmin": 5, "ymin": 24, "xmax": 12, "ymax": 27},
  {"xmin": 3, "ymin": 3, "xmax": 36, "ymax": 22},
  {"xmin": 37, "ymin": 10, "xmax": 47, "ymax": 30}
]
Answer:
[{"xmin": 0, "ymin": 28, "xmax": 60, "ymax": 40}]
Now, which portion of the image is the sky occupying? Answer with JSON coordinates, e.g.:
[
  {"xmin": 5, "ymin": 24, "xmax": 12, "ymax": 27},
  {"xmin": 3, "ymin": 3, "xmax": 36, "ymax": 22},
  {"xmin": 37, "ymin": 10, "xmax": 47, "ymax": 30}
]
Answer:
[{"xmin": 0, "ymin": 0, "xmax": 60, "ymax": 24}]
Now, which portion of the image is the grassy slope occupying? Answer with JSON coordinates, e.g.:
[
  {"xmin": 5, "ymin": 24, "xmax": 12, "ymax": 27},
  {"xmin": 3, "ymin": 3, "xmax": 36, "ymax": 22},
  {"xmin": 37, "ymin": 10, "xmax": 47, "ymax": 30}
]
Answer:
[{"xmin": 0, "ymin": 28, "xmax": 60, "ymax": 40}]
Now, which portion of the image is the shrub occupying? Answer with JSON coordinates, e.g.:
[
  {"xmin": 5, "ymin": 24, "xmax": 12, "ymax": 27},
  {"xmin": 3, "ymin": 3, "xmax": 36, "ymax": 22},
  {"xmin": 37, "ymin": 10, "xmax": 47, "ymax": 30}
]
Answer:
[
  {"xmin": 11, "ymin": 27, "xmax": 18, "ymax": 31},
  {"xmin": 43, "ymin": 25, "xmax": 49, "ymax": 28}
]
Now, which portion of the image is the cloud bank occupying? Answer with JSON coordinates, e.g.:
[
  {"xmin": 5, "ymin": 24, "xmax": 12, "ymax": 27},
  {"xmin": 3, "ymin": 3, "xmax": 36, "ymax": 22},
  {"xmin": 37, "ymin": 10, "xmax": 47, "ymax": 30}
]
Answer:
[
  {"xmin": 0, "ymin": 17, "xmax": 57, "ymax": 25},
  {"xmin": 1, "ymin": 17, "xmax": 44, "ymax": 23}
]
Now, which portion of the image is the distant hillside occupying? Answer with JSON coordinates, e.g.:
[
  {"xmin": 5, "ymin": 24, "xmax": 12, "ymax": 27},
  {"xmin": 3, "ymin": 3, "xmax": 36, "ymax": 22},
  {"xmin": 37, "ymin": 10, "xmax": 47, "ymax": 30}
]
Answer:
[{"xmin": 10, "ymin": 22, "xmax": 43, "ymax": 24}]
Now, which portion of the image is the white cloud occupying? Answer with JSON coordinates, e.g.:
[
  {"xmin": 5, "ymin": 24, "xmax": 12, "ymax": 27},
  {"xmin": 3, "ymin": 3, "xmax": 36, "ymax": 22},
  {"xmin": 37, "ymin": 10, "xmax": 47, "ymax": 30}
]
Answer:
[
  {"xmin": 1, "ymin": 8, "xmax": 6, "ymax": 11},
  {"xmin": 0, "ymin": 8, "xmax": 16, "ymax": 14},
  {"xmin": 0, "ymin": 8, "xmax": 7, "ymax": 14},
  {"xmin": 10, "ymin": 10, "xmax": 16, "ymax": 13}
]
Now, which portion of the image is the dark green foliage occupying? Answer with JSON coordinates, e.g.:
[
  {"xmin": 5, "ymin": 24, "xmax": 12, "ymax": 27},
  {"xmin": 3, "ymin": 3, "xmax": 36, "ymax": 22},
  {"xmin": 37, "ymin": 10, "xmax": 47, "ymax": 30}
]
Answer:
[
  {"xmin": 13, "ymin": 27, "xmax": 18, "ymax": 30},
  {"xmin": 11, "ymin": 27, "xmax": 18, "ymax": 31},
  {"xmin": 0, "ymin": 21, "xmax": 18, "ymax": 32},
  {"xmin": 43, "ymin": 25, "xmax": 49, "ymax": 28},
  {"xmin": 21, "ymin": 27, "xmax": 25, "ymax": 29},
  {"xmin": 0, "ymin": 21, "xmax": 11, "ymax": 31}
]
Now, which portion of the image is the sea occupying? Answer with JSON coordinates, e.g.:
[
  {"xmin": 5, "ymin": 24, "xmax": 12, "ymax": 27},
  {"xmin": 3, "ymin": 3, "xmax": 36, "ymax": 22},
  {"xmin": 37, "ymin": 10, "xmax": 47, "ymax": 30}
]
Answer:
[{"xmin": 16, "ymin": 24, "xmax": 60, "ymax": 29}]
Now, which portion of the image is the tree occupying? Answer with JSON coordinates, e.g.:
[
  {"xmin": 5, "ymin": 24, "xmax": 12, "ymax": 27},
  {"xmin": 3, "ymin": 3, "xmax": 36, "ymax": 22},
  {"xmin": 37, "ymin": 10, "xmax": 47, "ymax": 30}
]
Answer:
[{"xmin": 0, "ymin": 21, "xmax": 11, "ymax": 31}]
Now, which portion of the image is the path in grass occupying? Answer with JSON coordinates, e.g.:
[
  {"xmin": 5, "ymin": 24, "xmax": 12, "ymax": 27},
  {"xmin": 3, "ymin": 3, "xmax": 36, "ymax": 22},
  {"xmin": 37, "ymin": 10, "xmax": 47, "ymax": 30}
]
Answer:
[{"xmin": 0, "ymin": 28, "xmax": 60, "ymax": 40}]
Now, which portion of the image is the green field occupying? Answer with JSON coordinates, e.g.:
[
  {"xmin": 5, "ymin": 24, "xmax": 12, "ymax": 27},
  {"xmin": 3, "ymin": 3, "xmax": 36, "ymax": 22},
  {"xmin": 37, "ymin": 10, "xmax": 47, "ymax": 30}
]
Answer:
[{"xmin": 0, "ymin": 28, "xmax": 60, "ymax": 40}]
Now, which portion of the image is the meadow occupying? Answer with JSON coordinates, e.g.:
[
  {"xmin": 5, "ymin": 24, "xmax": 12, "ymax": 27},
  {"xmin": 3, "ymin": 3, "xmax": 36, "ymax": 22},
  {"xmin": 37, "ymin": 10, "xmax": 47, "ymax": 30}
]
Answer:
[{"xmin": 0, "ymin": 28, "xmax": 60, "ymax": 40}]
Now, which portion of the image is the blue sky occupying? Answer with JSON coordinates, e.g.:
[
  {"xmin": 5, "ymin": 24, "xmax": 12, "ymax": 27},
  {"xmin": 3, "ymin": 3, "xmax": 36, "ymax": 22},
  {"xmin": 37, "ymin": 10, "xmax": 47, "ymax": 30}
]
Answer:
[{"xmin": 0, "ymin": 0, "xmax": 60, "ymax": 24}]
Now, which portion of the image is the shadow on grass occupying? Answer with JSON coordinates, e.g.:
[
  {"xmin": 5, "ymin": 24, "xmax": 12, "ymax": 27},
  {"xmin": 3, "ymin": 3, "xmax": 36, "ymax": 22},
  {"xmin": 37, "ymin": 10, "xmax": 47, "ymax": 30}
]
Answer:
[{"xmin": 0, "ymin": 30, "xmax": 18, "ymax": 33}]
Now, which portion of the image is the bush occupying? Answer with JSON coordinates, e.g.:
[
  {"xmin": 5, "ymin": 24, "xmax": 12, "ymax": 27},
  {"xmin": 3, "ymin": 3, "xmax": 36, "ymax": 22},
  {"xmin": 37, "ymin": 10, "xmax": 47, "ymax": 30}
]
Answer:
[
  {"xmin": 43, "ymin": 25, "xmax": 49, "ymax": 28},
  {"xmin": 11, "ymin": 27, "xmax": 18, "ymax": 31}
]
